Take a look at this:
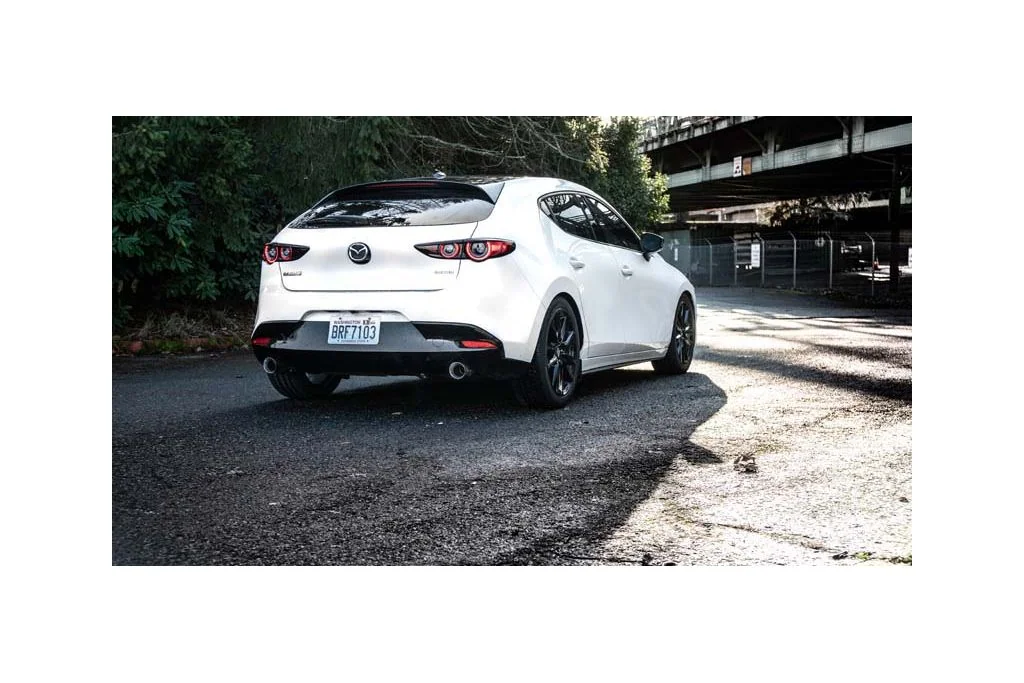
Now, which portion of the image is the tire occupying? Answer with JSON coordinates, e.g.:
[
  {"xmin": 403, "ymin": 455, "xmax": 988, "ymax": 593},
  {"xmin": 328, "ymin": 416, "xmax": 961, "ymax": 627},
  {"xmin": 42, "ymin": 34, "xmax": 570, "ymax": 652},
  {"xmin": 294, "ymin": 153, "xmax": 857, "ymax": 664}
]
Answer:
[
  {"xmin": 267, "ymin": 370, "xmax": 342, "ymax": 400},
  {"xmin": 652, "ymin": 293, "xmax": 695, "ymax": 375},
  {"xmin": 513, "ymin": 297, "xmax": 582, "ymax": 409}
]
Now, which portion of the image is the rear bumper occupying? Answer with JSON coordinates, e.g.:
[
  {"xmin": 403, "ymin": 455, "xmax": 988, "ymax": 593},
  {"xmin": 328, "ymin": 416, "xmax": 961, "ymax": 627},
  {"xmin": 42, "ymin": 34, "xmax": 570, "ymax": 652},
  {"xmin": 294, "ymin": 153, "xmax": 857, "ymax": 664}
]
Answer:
[
  {"xmin": 251, "ymin": 321, "xmax": 530, "ymax": 378},
  {"xmin": 253, "ymin": 259, "xmax": 544, "ymax": 363}
]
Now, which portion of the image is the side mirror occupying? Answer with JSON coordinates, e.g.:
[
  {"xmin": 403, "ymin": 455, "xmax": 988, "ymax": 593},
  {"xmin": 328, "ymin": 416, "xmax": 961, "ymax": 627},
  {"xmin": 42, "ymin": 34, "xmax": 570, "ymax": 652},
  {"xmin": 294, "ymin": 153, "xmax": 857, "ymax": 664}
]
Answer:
[{"xmin": 640, "ymin": 232, "xmax": 663, "ymax": 260}]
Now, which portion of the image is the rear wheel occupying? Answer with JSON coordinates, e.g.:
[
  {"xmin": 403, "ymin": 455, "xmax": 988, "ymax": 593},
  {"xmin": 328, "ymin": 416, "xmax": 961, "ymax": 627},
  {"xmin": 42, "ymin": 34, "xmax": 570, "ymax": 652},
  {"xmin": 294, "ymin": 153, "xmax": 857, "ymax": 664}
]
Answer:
[
  {"xmin": 652, "ymin": 294, "xmax": 695, "ymax": 375},
  {"xmin": 267, "ymin": 370, "xmax": 343, "ymax": 400},
  {"xmin": 513, "ymin": 298, "xmax": 581, "ymax": 409}
]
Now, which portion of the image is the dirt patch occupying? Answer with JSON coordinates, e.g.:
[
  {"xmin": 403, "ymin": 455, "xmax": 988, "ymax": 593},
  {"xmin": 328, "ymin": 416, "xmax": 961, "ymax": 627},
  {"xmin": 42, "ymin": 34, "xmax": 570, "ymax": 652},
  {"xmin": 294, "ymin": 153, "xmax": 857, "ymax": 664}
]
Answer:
[{"xmin": 113, "ymin": 306, "xmax": 254, "ymax": 355}]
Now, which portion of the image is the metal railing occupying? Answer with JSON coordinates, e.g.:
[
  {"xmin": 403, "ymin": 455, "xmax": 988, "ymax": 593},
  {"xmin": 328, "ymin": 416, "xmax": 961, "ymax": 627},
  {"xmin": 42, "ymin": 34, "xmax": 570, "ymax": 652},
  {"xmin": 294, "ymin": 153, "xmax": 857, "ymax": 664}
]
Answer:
[
  {"xmin": 660, "ymin": 233, "xmax": 911, "ymax": 296},
  {"xmin": 642, "ymin": 116, "xmax": 716, "ymax": 141}
]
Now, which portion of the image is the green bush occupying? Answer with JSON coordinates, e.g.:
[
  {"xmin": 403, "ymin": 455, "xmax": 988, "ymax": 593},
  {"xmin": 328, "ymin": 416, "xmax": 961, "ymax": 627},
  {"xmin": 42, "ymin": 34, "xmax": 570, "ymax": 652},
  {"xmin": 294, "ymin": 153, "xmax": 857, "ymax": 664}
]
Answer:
[{"xmin": 113, "ymin": 117, "xmax": 275, "ymax": 327}]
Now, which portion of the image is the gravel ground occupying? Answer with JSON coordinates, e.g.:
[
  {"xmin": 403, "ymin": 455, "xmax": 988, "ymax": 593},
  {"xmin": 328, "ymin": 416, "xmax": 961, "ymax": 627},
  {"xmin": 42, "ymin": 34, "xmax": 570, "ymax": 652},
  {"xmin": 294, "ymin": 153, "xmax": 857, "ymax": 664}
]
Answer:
[{"xmin": 112, "ymin": 288, "xmax": 911, "ymax": 565}]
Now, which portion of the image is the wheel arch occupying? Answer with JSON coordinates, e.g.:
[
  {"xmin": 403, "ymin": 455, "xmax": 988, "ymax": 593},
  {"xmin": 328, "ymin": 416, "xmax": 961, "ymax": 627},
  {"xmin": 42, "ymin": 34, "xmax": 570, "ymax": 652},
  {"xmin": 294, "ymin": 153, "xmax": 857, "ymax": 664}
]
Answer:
[
  {"xmin": 680, "ymin": 287, "xmax": 695, "ymax": 309},
  {"xmin": 553, "ymin": 292, "xmax": 585, "ymax": 348},
  {"xmin": 523, "ymin": 277, "xmax": 587, "ymax": 361},
  {"xmin": 677, "ymin": 281, "xmax": 696, "ymax": 319}
]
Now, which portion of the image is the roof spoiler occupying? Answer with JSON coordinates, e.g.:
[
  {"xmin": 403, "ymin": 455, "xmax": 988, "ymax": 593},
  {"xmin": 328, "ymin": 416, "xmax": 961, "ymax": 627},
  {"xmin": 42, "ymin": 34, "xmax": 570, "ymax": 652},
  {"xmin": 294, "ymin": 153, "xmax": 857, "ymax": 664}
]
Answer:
[{"xmin": 321, "ymin": 179, "xmax": 502, "ymax": 205}]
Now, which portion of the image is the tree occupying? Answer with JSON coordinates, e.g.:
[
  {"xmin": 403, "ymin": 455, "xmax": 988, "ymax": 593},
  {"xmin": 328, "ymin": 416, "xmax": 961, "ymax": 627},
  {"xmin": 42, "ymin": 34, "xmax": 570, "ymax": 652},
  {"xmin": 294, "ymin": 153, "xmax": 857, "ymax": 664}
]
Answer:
[
  {"xmin": 584, "ymin": 117, "xmax": 669, "ymax": 231},
  {"xmin": 768, "ymin": 193, "xmax": 868, "ymax": 231}
]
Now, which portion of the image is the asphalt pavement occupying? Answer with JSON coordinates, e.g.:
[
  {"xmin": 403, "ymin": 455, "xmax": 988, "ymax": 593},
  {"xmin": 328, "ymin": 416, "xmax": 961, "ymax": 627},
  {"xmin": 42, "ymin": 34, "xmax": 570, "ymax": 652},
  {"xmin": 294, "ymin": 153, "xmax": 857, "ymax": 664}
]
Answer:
[{"xmin": 112, "ymin": 288, "xmax": 912, "ymax": 565}]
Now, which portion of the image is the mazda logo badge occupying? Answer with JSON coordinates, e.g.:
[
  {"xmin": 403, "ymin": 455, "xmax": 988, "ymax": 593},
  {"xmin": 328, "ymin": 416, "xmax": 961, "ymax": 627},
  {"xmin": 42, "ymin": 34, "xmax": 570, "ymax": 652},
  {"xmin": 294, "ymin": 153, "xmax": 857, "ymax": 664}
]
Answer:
[{"xmin": 348, "ymin": 242, "xmax": 371, "ymax": 264}]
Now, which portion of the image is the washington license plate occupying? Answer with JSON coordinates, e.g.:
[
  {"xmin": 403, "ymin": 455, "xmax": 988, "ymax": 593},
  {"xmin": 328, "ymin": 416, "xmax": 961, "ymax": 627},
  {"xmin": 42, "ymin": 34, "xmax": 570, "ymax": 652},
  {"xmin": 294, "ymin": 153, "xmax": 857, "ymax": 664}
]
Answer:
[{"xmin": 327, "ymin": 316, "xmax": 380, "ymax": 345}]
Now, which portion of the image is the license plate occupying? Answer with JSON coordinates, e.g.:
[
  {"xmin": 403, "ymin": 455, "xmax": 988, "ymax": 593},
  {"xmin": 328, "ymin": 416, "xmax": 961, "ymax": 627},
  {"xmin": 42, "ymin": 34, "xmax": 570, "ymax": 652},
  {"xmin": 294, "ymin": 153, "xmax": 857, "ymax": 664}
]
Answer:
[{"xmin": 327, "ymin": 316, "xmax": 381, "ymax": 345}]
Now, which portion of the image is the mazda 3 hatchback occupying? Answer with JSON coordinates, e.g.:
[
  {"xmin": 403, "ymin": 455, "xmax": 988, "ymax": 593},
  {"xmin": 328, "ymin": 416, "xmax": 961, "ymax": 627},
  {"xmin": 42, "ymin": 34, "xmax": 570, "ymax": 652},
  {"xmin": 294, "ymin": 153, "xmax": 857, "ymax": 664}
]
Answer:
[{"xmin": 252, "ymin": 176, "xmax": 696, "ymax": 407}]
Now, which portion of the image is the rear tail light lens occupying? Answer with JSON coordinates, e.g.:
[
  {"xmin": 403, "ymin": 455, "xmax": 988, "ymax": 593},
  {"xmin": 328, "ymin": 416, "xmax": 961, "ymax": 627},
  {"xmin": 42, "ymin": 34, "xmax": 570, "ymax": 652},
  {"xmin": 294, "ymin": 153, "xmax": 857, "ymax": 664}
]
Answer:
[
  {"xmin": 440, "ymin": 242, "xmax": 462, "ymax": 259},
  {"xmin": 466, "ymin": 240, "xmax": 514, "ymax": 261},
  {"xmin": 459, "ymin": 340, "xmax": 498, "ymax": 349},
  {"xmin": 415, "ymin": 239, "xmax": 515, "ymax": 262},
  {"xmin": 251, "ymin": 336, "xmax": 272, "ymax": 347},
  {"xmin": 467, "ymin": 241, "xmax": 489, "ymax": 260},
  {"xmin": 262, "ymin": 243, "xmax": 309, "ymax": 265}
]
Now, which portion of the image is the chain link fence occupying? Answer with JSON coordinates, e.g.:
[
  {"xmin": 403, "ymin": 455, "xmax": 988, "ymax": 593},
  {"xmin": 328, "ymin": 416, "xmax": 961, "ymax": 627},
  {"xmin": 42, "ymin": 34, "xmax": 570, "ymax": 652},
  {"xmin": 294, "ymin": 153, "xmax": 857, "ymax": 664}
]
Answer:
[{"xmin": 661, "ymin": 233, "xmax": 912, "ymax": 296}]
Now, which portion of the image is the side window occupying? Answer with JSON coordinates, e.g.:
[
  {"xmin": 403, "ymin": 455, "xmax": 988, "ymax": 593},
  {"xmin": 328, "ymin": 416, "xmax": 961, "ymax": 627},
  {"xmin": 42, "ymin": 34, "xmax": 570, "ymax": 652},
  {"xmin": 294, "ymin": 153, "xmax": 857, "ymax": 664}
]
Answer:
[
  {"xmin": 587, "ymin": 197, "xmax": 641, "ymax": 251},
  {"xmin": 541, "ymin": 193, "xmax": 596, "ymax": 241}
]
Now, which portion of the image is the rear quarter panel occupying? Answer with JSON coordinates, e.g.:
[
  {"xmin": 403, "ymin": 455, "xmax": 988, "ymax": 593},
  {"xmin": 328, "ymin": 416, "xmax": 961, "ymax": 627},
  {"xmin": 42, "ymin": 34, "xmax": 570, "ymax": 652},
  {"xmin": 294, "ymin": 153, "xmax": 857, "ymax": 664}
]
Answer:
[{"xmin": 479, "ymin": 182, "xmax": 590, "ymax": 363}]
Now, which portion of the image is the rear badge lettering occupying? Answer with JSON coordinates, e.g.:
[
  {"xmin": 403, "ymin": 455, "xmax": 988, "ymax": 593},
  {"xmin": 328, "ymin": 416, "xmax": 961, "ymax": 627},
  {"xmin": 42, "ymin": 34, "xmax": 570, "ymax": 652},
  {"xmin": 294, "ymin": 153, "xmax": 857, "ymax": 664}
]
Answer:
[
  {"xmin": 282, "ymin": 271, "xmax": 302, "ymax": 276},
  {"xmin": 434, "ymin": 269, "xmax": 455, "ymax": 275}
]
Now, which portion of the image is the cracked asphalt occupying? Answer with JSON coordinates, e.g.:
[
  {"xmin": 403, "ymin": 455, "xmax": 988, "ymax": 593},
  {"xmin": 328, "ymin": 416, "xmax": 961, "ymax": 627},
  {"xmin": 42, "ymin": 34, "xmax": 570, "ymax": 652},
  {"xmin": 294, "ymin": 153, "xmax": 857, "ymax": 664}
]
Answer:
[{"xmin": 112, "ymin": 288, "xmax": 912, "ymax": 565}]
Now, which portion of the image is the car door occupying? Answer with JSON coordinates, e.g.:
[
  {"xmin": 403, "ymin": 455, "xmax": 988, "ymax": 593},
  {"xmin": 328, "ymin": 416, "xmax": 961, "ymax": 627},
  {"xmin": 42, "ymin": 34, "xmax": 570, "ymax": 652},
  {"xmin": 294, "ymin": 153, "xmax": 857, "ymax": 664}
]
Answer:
[
  {"xmin": 540, "ymin": 193, "xmax": 624, "ymax": 359},
  {"xmin": 586, "ymin": 196, "xmax": 667, "ymax": 355}
]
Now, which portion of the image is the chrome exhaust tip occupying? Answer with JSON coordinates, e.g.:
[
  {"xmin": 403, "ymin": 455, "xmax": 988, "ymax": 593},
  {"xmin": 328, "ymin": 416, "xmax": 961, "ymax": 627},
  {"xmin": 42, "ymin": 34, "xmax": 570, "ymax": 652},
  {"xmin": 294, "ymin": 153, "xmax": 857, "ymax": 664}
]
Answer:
[
  {"xmin": 263, "ymin": 357, "xmax": 278, "ymax": 375},
  {"xmin": 448, "ymin": 361, "xmax": 469, "ymax": 380}
]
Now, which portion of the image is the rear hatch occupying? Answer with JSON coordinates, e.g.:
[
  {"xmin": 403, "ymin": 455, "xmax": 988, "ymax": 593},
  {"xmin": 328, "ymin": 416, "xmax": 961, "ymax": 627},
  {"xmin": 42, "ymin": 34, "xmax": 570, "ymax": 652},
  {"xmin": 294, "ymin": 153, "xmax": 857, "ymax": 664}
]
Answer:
[{"xmin": 278, "ymin": 180, "xmax": 503, "ymax": 292}]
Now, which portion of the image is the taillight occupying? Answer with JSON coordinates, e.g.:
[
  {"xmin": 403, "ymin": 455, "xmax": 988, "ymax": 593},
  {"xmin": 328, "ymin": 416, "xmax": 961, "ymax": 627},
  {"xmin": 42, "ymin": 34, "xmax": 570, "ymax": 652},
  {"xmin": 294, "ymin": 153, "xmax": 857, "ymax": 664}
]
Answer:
[
  {"xmin": 262, "ymin": 243, "xmax": 309, "ymax": 265},
  {"xmin": 251, "ymin": 336, "xmax": 272, "ymax": 347},
  {"xmin": 440, "ymin": 242, "xmax": 462, "ymax": 259},
  {"xmin": 415, "ymin": 239, "xmax": 515, "ymax": 262},
  {"xmin": 459, "ymin": 340, "xmax": 498, "ymax": 349},
  {"xmin": 466, "ymin": 240, "xmax": 514, "ymax": 261}
]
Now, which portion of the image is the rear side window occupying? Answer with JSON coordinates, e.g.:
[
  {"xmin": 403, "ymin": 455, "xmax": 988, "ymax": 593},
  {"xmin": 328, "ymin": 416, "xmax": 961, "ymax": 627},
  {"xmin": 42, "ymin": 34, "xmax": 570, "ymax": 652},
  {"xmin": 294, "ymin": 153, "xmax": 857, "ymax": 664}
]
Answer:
[
  {"xmin": 587, "ymin": 197, "xmax": 641, "ymax": 251},
  {"xmin": 289, "ymin": 182, "xmax": 500, "ymax": 228},
  {"xmin": 540, "ymin": 193, "xmax": 596, "ymax": 240}
]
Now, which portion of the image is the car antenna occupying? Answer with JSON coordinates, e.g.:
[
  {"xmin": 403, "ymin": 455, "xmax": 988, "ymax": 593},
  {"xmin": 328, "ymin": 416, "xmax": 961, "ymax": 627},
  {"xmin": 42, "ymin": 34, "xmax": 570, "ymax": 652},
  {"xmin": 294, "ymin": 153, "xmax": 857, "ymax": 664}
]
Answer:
[{"xmin": 432, "ymin": 170, "xmax": 446, "ymax": 180}]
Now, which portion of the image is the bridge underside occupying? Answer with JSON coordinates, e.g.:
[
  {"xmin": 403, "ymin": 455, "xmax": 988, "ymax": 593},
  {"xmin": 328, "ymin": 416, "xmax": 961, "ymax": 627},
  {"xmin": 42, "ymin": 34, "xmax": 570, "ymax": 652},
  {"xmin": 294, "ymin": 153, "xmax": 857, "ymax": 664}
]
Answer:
[
  {"xmin": 667, "ymin": 148, "xmax": 910, "ymax": 212},
  {"xmin": 645, "ymin": 116, "xmax": 911, "ymax": 213}
]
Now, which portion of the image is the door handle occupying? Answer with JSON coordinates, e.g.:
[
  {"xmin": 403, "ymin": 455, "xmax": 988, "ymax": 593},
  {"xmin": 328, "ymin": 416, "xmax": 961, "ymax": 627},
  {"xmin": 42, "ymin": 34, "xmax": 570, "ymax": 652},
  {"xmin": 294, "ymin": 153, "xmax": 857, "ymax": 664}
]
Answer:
[
  {"xmin": 569, "ymin": 257, "xmax": 585, "ymax": 270},
  {"xmin": 620, "ymin": 265, "xmax": 633, "ymax": 277}
]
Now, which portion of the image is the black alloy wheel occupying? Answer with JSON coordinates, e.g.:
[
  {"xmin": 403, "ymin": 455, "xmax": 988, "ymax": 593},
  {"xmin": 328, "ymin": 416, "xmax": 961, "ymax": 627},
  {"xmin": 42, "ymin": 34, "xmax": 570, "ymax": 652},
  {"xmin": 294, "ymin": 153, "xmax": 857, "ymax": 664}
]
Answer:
[
  {"xmin": 652, "ymin": 294, "xmax": 695, "ymax": 375},
  {"xmin": 546, "ymin": 307, "xmax": 579, "ymax": 398},
  {"xmin": 514, "ymin": 298, "xmax": 582, "ymax": 408}
]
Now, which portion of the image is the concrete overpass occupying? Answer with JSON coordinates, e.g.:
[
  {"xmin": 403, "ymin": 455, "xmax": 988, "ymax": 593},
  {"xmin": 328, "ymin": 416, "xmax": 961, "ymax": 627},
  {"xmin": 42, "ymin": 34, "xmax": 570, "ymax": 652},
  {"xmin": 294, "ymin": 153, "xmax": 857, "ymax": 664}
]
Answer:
[
  {"xmin": 642, "ymin": 116, "xmax": 911, "ymax": 213},
  {"xmin": 642, "ymin": 116, "xmax": 911, "ymax": 293}
]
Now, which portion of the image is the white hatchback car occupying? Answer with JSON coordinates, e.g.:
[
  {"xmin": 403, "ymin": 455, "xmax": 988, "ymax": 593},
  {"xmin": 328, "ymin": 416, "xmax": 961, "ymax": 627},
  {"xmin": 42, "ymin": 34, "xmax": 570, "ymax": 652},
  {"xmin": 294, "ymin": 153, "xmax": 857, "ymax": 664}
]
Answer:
[{"xmin": 252, "ymin": 176, "xmax": 696, "ymax": 407}]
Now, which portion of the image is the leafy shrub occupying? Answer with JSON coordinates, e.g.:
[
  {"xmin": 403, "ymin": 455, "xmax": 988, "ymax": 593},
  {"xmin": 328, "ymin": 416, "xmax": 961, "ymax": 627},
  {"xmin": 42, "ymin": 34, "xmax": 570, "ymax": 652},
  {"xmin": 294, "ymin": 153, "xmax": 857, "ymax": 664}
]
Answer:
[{"xmin": 112, "ymin": 117, "xmax": 272, "ymax": 327}]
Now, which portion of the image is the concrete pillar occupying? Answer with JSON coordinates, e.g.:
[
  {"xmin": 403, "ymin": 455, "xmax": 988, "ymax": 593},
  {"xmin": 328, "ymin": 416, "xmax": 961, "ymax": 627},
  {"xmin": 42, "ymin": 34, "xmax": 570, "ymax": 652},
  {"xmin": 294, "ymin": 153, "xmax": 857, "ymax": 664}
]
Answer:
[{"xmin": 851, "ymin": 116, "xmax": 865, "ymax": 154}]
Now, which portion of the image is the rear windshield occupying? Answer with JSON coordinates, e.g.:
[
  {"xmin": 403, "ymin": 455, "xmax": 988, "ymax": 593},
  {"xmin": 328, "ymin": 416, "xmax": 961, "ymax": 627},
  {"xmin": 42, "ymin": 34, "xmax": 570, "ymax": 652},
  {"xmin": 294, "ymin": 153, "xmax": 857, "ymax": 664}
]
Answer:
[{"xmin": 289, "ymin": 182, "xmax": 501, "ymax": 228}]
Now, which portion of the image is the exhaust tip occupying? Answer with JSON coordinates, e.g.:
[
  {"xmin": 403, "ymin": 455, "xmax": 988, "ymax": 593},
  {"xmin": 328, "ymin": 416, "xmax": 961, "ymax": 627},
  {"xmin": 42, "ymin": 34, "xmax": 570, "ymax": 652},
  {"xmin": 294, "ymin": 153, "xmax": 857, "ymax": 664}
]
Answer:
[
  {"xmin": 263, "ymin": 357, "xmax": 278, "ymax": 375},
  {"xmin": 448, "ymin": 361, "xmax": 469, "ymax": 380}
]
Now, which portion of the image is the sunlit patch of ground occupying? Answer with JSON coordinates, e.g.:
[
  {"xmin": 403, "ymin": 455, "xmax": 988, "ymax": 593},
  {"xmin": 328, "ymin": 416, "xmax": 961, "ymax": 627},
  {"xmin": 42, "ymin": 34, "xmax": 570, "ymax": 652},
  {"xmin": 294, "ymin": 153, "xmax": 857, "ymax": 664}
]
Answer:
[{"xmin": 596, "ymin": 291, "xmax": 912, "ymax": 566}]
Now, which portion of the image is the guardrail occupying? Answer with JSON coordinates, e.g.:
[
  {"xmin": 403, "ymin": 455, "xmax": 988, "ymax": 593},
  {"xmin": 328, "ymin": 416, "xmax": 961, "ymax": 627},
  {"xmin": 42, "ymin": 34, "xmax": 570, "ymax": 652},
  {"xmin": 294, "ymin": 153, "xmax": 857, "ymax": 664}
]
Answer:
[{"xmin": 642, "ymin": 116, "xmax": 714, "ymax": 141}]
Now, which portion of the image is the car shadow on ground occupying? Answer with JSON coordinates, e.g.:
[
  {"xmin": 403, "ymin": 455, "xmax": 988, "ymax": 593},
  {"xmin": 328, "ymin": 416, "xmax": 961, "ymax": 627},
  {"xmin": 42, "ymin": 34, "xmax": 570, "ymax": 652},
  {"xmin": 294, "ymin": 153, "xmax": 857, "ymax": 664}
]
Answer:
[
  {"xmin": 696, "ymin": 307, "xmax": 912, "ymax": 402},
  {"xmin": 696, "ymin": 346, "xmax": 910, "ymax": 403},
  {"xmin": 113, "ymin": 367, "xmax": 728, "ymax": 565},
  {"xmin": 265, "ymin": 364, "xmax": 693, "ymax": 408}
]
